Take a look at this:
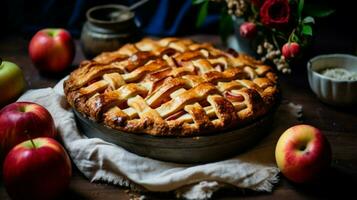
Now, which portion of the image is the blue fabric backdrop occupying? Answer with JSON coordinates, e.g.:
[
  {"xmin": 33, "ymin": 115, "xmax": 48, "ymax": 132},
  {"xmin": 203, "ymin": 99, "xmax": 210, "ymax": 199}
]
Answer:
[{"xmin": 2, "ymin": 0, "xmax": 220, "ymax": 37}]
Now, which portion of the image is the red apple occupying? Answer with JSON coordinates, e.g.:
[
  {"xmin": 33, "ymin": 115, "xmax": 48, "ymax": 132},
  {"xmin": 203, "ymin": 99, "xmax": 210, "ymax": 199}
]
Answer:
[
  {"xmin": 3, "ymin": 137, "xmax": 72, "ymax": 200},
  {"xmin": 0, "ymin": 59, "xmax": 26, "ymax": 107},
  {"xmin": 275, "ymin": 124, "xmax": 331, "ymax": 183},
  {"xmin": 29, "ymin": 28, "xmax": 75, "ymax": 73},
  {"xmin": 0, "ymin": 102, "xmax": 57, "ymax": 161}
]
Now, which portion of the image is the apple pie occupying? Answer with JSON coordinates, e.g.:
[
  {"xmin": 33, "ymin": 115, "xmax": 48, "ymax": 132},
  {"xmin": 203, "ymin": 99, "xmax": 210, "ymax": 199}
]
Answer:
[{"xmin": 64, "ymin": 38, "xmax": 278, "ymax": 136}]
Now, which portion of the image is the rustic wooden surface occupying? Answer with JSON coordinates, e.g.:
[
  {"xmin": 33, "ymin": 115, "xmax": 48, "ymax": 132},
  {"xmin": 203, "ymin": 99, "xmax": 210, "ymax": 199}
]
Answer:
[{"xmin": 1, "ymin": 35, "xmax": 357, "ymax": 200}]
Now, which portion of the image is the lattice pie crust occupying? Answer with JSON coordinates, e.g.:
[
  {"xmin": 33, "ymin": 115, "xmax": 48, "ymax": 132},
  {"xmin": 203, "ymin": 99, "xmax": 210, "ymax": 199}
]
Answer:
[{"xmin": 64, "ymin": 38, "xmax": 278, "ymax": 136}]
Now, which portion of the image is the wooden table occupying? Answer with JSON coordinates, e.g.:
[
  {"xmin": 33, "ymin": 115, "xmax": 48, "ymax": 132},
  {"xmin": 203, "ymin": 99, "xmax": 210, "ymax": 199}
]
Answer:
[{"xmin": 1, "ymin": 35, "xmax": 357, "ymax": 200}]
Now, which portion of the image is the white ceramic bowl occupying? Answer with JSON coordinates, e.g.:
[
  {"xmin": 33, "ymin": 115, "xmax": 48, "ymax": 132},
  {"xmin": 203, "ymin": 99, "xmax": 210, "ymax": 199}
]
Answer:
[{"xmin": 307, "ymin": 54, "xmax": 357, "ymax": 106}]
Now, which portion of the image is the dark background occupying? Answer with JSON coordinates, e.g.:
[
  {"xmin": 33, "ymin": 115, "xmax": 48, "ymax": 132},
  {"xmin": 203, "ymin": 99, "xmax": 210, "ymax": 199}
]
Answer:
[{"xmin": 1, "ymin": 0, "xmax": 356, "ymax": 55}]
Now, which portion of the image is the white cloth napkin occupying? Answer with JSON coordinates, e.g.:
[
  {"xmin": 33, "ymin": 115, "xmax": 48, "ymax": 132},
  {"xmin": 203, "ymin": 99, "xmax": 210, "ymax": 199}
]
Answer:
[{"xmin": 18, "ymin": 78, "xmax": 302, "ymax": 199}]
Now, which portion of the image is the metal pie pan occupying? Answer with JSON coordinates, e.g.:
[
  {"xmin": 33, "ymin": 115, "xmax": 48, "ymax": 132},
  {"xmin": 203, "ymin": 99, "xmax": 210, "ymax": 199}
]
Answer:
[{"xmin": 74, "ymin": 109, "xmax": 275, "ymax": 164}]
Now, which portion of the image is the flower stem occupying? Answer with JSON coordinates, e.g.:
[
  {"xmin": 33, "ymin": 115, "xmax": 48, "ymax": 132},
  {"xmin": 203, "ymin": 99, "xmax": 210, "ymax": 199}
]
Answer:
[{"xmin": 271, "ymin": 33, "xmax": 280, "ymax": 51}]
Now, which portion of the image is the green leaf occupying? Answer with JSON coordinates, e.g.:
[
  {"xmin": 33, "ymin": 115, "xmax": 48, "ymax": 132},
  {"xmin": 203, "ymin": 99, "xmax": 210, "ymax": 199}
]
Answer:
[
  {"xmin": 298, "ymin": 0, "xmax": 304, "ymax": 19},
  {"xmin": 192, "ymin": 0, "xmax": 206, "ymax": 5},
  {"xmin": 195, "ymin": 0, "xmax": 209, "ymax": 28},
  {"xmin": 301, "ymin": 25, "xmax": 312, "ymax": 36},
  {"xmin": 219, "ymin": 11, "xmax": 233, "ymax": 44},
  {"xmin": 305, "ymin": 4, "xmax": 335, "ymax": 18},
  {"xmin": 302, "ymin": 16, "xmax": 315, "ymax": 24}
]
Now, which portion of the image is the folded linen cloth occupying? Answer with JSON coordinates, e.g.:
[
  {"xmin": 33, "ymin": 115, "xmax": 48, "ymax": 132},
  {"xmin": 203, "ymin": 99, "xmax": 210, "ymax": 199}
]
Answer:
[{"xmin": 18, "ymin": 78, "xmax": 302, "ymax": 199}]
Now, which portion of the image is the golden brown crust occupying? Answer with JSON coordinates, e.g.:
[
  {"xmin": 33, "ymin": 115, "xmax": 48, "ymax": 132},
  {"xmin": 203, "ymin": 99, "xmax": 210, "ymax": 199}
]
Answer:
[{"xmin": 64, "ymin": 37, "xmax": 279, "ymax": 136}]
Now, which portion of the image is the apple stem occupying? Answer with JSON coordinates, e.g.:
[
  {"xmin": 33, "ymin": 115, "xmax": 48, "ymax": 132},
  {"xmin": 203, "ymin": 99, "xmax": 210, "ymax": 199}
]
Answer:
[
  {"xmin": 30, "ymin": 138, "xmax": 37, "ymax": 149},
  {"xmin": 26, "ymin": 132, "xmax": 37, "ymax": 149}
]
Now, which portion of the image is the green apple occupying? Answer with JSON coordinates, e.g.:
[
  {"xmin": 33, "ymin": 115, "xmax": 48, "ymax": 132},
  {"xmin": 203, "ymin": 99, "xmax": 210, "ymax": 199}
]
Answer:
[{"xmin": 0, "ymin": 59, "xmax": 26, "ymax": 107}]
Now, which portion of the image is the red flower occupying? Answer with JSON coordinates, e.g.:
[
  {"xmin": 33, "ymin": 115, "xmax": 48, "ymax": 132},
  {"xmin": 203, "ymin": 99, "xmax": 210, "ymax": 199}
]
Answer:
[{"xmin": 260, "ymin": 0, "xmax": 290, "ymax": 27}]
